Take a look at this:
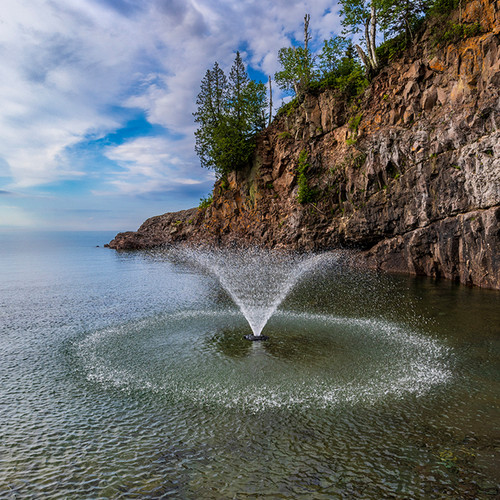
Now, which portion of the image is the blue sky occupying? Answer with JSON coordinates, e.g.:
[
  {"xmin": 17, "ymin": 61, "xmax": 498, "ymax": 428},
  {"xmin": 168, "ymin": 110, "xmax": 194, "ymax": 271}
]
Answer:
[{"xmin": 0, "ymin": 0, "xmax": 342, "ymax": 231}]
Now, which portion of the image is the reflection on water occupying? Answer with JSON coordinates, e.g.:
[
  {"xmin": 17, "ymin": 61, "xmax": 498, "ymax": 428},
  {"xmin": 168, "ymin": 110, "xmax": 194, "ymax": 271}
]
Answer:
[
  {"xmin": 208, "ymin": 326, "xmax": 254, "ymax": 358},
  {"xmin": 0, "ymin": 233, "xmax": 499, "ymax": 499}
]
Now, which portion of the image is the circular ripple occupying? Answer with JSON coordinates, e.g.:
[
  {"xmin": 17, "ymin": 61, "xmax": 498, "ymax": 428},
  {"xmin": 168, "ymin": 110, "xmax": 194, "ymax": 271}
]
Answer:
[{"xmin": 74, "ymin": 310, "xmax": 452, "ymax": 412}]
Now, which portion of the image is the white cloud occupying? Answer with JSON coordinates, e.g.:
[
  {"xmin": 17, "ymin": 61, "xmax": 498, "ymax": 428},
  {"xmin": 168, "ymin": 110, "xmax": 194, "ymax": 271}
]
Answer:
[
  {"xmin": 102, "ymin": 136, "xmax": 213, "ymax": 196},
  {"xmin": 0, "ymin": 0, "xmax": 341, "ymax": 196},
  {"xmin": 122, "ymin": 0, "xmax": 342, "ymax": 134}
]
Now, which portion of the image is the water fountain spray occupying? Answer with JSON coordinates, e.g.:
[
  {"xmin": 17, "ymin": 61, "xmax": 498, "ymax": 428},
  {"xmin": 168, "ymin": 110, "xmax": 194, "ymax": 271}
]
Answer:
[{"xmin": 177, "ymin": 247, "xmax": 329, "ymax": 340}]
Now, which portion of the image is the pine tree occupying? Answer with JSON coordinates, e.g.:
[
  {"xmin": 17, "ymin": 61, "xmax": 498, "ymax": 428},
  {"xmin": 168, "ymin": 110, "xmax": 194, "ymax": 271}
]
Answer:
[
  {"xmin": 245, "ymin": 80, "xmax": 267, "ymax": 134},
  {"xmin": 193, "ymin": 54, "xmax": 267, "ymax": 177},
  {"xmin": 228, "ymin": 51, "xmax": 250, "ymax": 132},
  {"xmin": 193, "ymin": 62, "xmax": 228, "ymax": 173}
]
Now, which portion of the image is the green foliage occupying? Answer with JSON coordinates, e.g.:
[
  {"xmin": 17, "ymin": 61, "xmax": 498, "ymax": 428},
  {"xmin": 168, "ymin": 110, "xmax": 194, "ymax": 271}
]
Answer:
[
  {"xmin": 428, "ymin": 0, "xmax": 459, "ymax": 16},
  {"xmin": 346, "ymin": 111, "xmax": 363, "ymax": 145},
  {"xmin": 275, "ymin": 46, "xmax": 316, "ymax": 95},
  {"xmin": 278, "ymin": 131, "xmax": 293, "ymax": 140},
  {"xmin": 318, "ymin": 36, "xmax": 351, "ymax": 77},
  {"xmin": 316, "ymin": 40, "xmax": 368, "ymax": 97},
  {"xmin": 276, "ymin": 31, "xmax": 368, "ymax": 99},
  {"xmin": 348, "ymin": 112, "xmax": 363, "ymax": 134},
  {"xmin": 338, "ymin": 0, "xmax": 430, "ymax": 76},
  {"xmin": 434, "ymin": 21, "xmax": 483, "ymax": 44},
  {"xmin": 244, "ymin": 80, "xmax": 268, "ymax": 133},
  {"xmin": 275, "ymin": 14, "xmax": 316, "ymax": 96},
  {"xmin": 377, "ymin": 0, "xmax": 428, "ymax": 40},
  {"xmin": 193, "ymin": 52, "xmax": 267, "ymax": 177},
  {"xmin": 376, "ymin": 33, "xmax": 409, "ymax": 65},
  {"xmin": 198, "ymin": 194, "xmax": 213, "ymax": 209},
  {"xmin": 296, "ymin": 150, "xmax": 317, "ymax": 204},
  {"xmin": 276, "ymin": 97, "xmax": 300, "ymax": 117},
  {"xmin": 338, "ymin": 0, "xmax": 369, "ymax": 37},
  {"xmin": 193, "ymin": 62, "xmax": 228, "ymax": 174},
  {"xmin": 321, "ymin": 66, "xmax": 368, "ymax": 97}
]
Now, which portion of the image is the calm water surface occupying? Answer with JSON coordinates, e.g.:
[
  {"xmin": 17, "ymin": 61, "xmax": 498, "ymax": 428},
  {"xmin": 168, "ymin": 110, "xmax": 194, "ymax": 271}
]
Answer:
[{"xmin": 0, "ymin": 231, "xmax": 499, "ymax": 499}]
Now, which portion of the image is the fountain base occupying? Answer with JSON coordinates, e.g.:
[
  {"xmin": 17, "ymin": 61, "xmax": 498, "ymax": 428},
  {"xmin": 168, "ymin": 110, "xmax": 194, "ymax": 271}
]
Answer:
[{"xmin": 243, "ymin": 334, "xmax": 269, "ymax": 341}]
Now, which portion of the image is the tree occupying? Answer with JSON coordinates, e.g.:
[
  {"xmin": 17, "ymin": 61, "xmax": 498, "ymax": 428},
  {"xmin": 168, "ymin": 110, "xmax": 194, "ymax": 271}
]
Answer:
[
  {"xmin": 193, "ymin": 53, "xmax": 268, "ymax": 177},
  {"xmin": 339, "ymin": 0, "xmax": 379, "ymax": 76},
  {"xmin": 244, "ymin": 80, "xmax": 267, "ymax": 133},
  {"xmin": 339, "ymin": 0, "xmax": 430, "ymax": 77},
  {"xmin": 377, "ymin": 0, "xmax": 429, "ymax": 41},
  {"xmin": 228, "ymin": 51, "xmax": 250, "ymax": 131},
  {"xmin": 317, "ymin": 38, "xmax": 367, "ymax": 96},
  {"xmin": 193, "ymin": 62, "xmax": 228, "ymax": 173},
  {"xmin": 274, "ymin": 14, "xmax": 316, "ymax": 95},
  {"xmin": 318, "ymin": 35, "xmax": 351, "ymax": 77}
]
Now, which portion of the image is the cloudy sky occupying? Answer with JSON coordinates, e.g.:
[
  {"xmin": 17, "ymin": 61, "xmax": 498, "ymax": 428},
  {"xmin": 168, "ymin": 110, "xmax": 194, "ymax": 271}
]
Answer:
[{"xmin": 0, "ymin": 0, "xmax": 342, "ymax": 231}]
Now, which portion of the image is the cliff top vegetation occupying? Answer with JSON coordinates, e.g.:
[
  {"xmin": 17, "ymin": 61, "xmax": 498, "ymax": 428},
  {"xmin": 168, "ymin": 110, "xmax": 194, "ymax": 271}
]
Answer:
[{"xmin": 193, "ymin": 0, "xmax": 482, "ymax": 182}]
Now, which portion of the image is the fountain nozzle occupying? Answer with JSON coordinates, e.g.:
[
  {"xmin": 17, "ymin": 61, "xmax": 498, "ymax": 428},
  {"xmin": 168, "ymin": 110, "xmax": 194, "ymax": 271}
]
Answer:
[{"xmin": 243, "ymin": 334, "xmax": 269, "ymax": 341}]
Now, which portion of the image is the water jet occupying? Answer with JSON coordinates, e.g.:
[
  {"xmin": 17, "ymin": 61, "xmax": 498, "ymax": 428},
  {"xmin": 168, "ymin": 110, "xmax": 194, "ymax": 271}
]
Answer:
[{"xmin": 176, "ymin": 247, "xmax": 329, "ymax": 340}]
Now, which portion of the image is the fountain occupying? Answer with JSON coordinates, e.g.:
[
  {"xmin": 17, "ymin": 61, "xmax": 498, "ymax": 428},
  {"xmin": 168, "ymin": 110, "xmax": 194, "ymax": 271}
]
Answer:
[
  {"xmin": 176, "ymin": 247, "xmax": 330, "ymax": 340},
  {"xmin": 77, "ymin": 245, "xmax": 452, "ymax": 413}
]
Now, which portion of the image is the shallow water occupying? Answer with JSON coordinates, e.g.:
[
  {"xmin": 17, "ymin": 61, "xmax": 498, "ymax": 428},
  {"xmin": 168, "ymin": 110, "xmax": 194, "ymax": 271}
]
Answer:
[{"xmin": 0, "ymin": 231, "xmax": 499, "ymax": 498}]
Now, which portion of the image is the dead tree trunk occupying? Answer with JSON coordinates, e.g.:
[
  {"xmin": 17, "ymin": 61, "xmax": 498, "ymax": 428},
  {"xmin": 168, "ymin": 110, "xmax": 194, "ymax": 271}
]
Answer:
[
  {"xmin": 304, "ymin": 14, "xmax": 311, "ymax": 52},
  {"xmin": 268, "ymin": 75, "xmax": 273, "ymax": 127}
]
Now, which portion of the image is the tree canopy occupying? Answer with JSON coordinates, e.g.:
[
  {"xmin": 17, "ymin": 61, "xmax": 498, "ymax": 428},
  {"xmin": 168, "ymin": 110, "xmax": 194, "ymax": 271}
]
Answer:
[
  {"xmin": 275, "ymin": 0, "xmax": 434, "ymax": 94},
  {"xmin": 193, "ymin": 52, "xmax": 267, "ymax": 177},
  {"xmin": 195, "ymin": 0, "xmax": 459, "ymax": 180},
  {"xmin": 274, "ymin": 14, "xmax": 316, "ymax": 95},
  {"xmin": 339, "ymin": 0, "xmax": 431, "ymax": 75}
]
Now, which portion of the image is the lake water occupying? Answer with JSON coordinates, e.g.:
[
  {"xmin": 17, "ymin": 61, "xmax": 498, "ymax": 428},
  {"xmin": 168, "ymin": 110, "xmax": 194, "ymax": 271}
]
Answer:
[{"xmin": 0, "ymin": 231, "xmax": 499, "ymax": 498}]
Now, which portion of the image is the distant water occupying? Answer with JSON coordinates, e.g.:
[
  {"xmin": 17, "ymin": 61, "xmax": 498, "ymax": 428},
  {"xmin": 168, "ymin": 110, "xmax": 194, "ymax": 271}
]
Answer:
[{"xmin": 1, "ymin": 231, "xmax": 499, "ymax": 498}]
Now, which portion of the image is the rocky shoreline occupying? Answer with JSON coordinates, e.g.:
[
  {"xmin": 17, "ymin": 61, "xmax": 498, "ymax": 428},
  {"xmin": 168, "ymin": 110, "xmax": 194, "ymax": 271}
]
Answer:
[{"xmin": 109, "ymin": 0, "xmax": 500, "ymax": 290}]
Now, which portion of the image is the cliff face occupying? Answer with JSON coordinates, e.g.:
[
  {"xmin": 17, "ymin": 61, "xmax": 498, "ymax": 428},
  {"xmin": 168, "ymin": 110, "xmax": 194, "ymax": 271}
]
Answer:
[{"xmin": 109, "ymin": 0, "xmax": 500, "ymax": 289}]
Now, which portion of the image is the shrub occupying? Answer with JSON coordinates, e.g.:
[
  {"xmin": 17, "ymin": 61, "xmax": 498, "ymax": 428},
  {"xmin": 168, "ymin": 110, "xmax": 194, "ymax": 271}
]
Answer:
[
  {"xmin": 276, "ymin": 97, "xmax": 300, "ymax": 117},
  {"xmin": 428, "ymin": 0, "xmax": 459, "ymax": 16},
  {"xmin": 296, "ymin": 150, "xmax": 317, "ymax": 204},
  {"xmin": 198, "ymin": 194, "xmax": 213, "ymax": 209},
  {"xmin": 348, "ymin": 112, "xmax": 363, "ymax": 133},
  {"xmin": 376, "ymin": 34, "xmax": 408, "ymax": 66},
  {"xmin": 433, "ymin": 21, "xmax": 483, "ymax": 45},
  {"xmin": 278, "ymin": 131, "xmax": 293, "ymax": 140},
  {"xmin": 220, "ymin": 177, "xmax": 229, "ymax": 191},
  {"xmin": 315, "ymin": 65, "xmax": 368, "ymax": 98}
]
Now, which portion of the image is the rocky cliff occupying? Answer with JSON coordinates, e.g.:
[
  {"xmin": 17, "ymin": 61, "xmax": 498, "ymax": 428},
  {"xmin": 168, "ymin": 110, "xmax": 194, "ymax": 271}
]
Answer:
[{"xmin": 109, "ymin": 0, "xmax": 500, "ymax": 289}]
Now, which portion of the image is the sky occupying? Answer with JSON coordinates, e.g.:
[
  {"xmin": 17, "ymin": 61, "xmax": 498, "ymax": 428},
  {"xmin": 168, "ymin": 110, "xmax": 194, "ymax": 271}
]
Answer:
[{"xmin": 0, "ymin": 0, "xmax": 342, "ymax": 231}]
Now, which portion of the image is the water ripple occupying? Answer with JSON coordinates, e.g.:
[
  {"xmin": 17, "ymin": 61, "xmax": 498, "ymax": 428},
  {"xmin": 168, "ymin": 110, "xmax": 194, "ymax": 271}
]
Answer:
[{"xmin": 73, "ymin": 309, "xmax": 452, "ymax": 413}]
